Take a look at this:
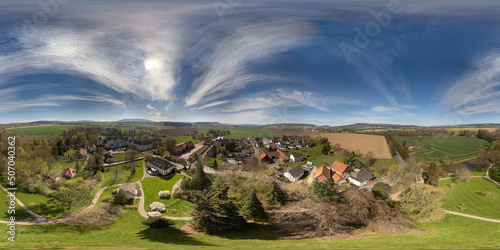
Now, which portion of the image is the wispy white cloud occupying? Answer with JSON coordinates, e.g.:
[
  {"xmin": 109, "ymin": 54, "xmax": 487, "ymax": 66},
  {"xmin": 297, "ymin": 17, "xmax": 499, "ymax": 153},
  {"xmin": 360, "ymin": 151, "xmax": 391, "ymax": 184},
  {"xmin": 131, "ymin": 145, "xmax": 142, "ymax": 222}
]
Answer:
[
  {"xmin": 197, "ymin": 100, "xmax": 231, "ymax": 110},
  {"xmin": 438, "ymin": 49, "xmax": 500, "ymax": 117},
  {"xmin": 184, "ymin": 18, "xmax": 314, "ymax": 106}
]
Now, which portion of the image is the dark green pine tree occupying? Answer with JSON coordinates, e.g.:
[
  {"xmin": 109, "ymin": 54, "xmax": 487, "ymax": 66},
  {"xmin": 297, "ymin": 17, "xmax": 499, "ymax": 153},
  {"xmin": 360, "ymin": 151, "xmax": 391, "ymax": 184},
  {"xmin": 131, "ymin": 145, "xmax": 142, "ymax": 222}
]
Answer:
[
  {"xmin": 182, "ymin": 161, "xmax": 212, "ymax": 192},
  {"xmin": 191, "ymin": 182, "xmax": 246, "ymax": 234},
  {"xmin": 310, "ymin": 177, "xmax": 338, "ymax": 201},
  {"xmin": 240, "ymin": 191, "xmax": 268, "ymax": 221},
  {"xmin": 113, "ymin": 189, "xmax": 129, "ymax": 205},
  {"xmin": 427, "ymin": 162, "xmax": 440, "ymax": 187},
  {"xmin": 266, "ymin": 181, "xmax": 286, "ymax": 206},
  {"xmin": 212, "ymin": 159, "xmax": 219, "ymax": 170}
]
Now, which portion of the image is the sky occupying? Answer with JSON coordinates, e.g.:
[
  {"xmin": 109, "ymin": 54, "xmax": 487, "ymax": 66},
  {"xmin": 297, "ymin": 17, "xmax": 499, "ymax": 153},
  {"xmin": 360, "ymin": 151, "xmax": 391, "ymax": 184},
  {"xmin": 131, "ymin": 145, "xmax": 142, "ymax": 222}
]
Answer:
[{"xmin": 1, "ymin": 0, "xmax": 500, "ymax": 126}]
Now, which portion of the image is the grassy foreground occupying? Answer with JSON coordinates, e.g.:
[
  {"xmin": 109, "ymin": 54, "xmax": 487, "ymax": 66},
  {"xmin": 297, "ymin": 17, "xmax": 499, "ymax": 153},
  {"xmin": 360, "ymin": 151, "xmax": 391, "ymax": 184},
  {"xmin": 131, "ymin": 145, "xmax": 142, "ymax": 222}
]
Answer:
[{"xmin": 3, "ymin": 205, "xmax": 500, "ymax": 249}]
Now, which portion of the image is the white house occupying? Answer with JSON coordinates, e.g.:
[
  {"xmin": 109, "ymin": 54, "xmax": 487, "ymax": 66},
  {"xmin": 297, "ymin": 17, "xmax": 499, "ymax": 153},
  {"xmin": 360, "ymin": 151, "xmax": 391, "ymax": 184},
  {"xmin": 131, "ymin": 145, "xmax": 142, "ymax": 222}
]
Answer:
[
  {"xmin": 290, "ymin": 153, "xmax": 304, "ymax": 162},
  {"xmin": 348, "ymin": 170, "xmax": 373, "ymax": 187},
  {"xmin": 284, "ymin": 165, "xmax": 305, "ymax": 182}
]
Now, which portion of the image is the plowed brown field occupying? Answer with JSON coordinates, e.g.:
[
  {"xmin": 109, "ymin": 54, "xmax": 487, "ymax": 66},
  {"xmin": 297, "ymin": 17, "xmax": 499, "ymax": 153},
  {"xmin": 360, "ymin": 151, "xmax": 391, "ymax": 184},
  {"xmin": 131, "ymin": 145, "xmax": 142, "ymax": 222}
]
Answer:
[{"xmin": 271, "ymin": 129, "xmax": 392, "ymax": 159}]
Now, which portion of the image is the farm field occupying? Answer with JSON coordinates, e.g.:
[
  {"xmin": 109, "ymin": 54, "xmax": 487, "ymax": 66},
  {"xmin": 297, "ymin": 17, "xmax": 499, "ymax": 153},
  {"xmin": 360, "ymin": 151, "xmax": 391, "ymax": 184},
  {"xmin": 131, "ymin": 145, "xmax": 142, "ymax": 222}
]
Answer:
[
  {"xmin": 4, "ymin": 206, "xmax": 500, "ymax": 249},
  {"xmin": 142, "ymin": 175, "xmax": 193, "ymax": 217},
  {"xmin": 272, "ymin": 129, "xmax": 392, "ymax": 159},
  {"xmin": 6, "ymin": 125, "xmax": 81, "ymax": 136},
  {"xmin": 196, "ymin": 126, "xmax": 280, "ymax": 139},
  {"xmin": 161, "ymin": 136, "xmax": 201, "ymax": 145},
  {"xmin": 440, "ymin": 178, "xmax": 500, "ymax": 220},
  {"xmin": 394, "ymin": 136, "xmax": 488, "ymax": 163}
]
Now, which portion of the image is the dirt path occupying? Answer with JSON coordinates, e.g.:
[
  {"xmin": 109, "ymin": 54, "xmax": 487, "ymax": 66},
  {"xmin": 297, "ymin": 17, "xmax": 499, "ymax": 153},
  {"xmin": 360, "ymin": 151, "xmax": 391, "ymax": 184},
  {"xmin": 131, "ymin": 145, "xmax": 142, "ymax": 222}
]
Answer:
[
  {"xmin": 307, "ymin": 166, "xmax": 317, "ymax": 184},
  {"xmin": 443, "ymin": 210, "xmax": 500, "ymax": 223},
  {"xmin": 485, "ymin": 164, "xmax": 500, "ymax": 187}
]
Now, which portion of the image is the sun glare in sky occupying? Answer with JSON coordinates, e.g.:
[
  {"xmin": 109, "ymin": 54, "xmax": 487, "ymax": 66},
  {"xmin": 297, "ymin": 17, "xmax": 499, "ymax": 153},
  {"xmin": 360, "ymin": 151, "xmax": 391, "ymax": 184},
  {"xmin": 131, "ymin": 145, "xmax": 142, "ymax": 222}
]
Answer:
[{"xmin": 144, "ymin": 58, "xmax": 162, "ymax": 71}]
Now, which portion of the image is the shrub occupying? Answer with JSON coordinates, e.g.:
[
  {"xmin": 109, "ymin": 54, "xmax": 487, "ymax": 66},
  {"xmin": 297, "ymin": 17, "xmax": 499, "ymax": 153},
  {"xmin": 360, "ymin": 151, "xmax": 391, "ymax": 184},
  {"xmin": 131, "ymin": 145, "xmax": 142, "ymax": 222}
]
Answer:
[
  {"xmin": 147, "ymin": 211, "xmax": 162, "ymax": 218},
  {"xmin": 142, "ymin": 217, "xmax": 174, "ymax": 228},
  {"xmin": 454, "ymin": 168, "xmax": 471, "ymax": 182},
  {"xmin": 113, "ymin": 189, "xmax": 129, "ymax": 205},
  {"xmin": 372, "ymin": 182, "xmax": 391, "ymax": 200},
  {"xmin": 159, "ymin": 190, "xmax": 171, "ymax": 199},
  {"xmin": 149, "ymin": 202, "xmax": 166, "ymax": 212}
]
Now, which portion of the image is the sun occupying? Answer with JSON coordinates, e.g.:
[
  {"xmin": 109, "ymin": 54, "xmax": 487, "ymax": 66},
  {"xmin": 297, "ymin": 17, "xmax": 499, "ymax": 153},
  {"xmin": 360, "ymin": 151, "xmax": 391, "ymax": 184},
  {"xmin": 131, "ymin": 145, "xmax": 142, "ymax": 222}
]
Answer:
[{"xmin": 144, "ymin": 58, "xmax": 162, "ymax": 71}]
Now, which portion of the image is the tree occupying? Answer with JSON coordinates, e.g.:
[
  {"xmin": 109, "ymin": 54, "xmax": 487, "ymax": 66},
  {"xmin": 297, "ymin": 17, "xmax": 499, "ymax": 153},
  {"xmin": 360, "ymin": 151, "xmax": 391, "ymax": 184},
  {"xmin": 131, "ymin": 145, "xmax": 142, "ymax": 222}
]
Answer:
[
  {"xmin": 321, "ymin": 144, "xmax": 331, "ymax": 155},
  {"xmin": 387, "ymin": 165, "xmax": 404, "ymax": 185},
  {"xmin": 364, "ymin": 151, "xmax": 375, "ymax": 167},
  {"xmin": 399, "ymin": 185, "xmax": 444, "ymax": 223},
  {"xmin": 50, "ymin": 179, "xmax": 88, "ymax": 209},
  {"xmin": 372, "ymin": 182, "xmax": 391, "ymax": 199},
  {"xmin": 454, "ymin": 168, "xmax": 471, "ymax": 182},
  {"xmin": 442, "ymin": 154, "xmax": 450, "ymax": 166},
  {"xmin": 240, "ymin": 191, "xmax": 268, "ymax": 221},
  {"xmin": 310, "ymin": 178, "xmax": 338, "ymax": 201},
  {"xmin": 224, "ymin": 140, "xmax": 237, "ymax": 152},
  {"xmin": 190, "ymin": 182, "xmax": 246, "ymax": 234},
  {"xmin": 97, "ymin": 146, "xmax": 106, "ymax": 155},
  {"xmin": 212, "ymin": 159, "xmax": 219, "ymax": 169},
  {"xmin": 142, "ymin": 217, "xmax": 174, "ymax": 228},
  {"xmin": 113, "ymin": 189, "xmax": 130, "ymax": 205},
  {"xmin": 124, "ymin": 150, "xmax": 137, "ymax": 161},
  {"xmin": 266, "ymin": 181, "xmax": 286, "ymax": 206},
  {"xmin": 426, "ymin": 162, "xmax": 439, "ymax": 187},
  {"xmin": 181, "ymin": 161, "xmax": 211, "ymax": 193}
]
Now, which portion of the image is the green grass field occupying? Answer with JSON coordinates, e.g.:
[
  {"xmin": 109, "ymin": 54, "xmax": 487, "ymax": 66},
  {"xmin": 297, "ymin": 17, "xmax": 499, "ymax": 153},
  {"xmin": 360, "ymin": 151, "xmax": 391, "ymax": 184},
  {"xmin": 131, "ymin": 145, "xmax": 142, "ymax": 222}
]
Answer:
[
  {"xmin": 161, "ymin": 136, "xmax": 201, "ymax": 145},
  {"xmin": 142, "ymin": 175, "xmax": 193, "ymax": 217},
  {"xmin": 441, "ymin": 178, "xmax": 500, "ymax": 220},
  {"xmin": 394, "ymin": 136, "xmax": 488, "ymax": 163},
  {"xmin": 195, "ymin": 126, "xmax": 280, "ymax": 139},
  {"xmin": 6, "ymin": 125, "xmax": 81, "ymax": 136},
  {"xmin": 101, "ymin": 160, "xmax": 144, "ymax": 187},
  {"xmin": 111, "ymin": 153, "xmax": 144, "ymax": 162},
  {"xmin": 0, "ymin": 188, "xmax": 36, "ymax": 222},
  {"xmin": 4, "ymin": 205, "xmax": 500, "ymax": 249}
]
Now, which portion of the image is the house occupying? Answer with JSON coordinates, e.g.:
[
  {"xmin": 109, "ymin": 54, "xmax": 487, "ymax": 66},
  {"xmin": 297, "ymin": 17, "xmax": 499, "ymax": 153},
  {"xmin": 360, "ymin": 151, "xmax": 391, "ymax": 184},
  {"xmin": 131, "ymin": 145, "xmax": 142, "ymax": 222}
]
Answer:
[
  {"xmin": 104, "ymin": 153, "xmax": 115, "ymax": 163},
  {"xmin": 129, "ymin": 138, "xmax": 162, "ymax": 151},
  {"xmin": 74, "ymin": 148, "xmax": 87, "ymax": 159},
  {"xmin": 62, "ymin": 168, "xmax": 76, "ymax": 179},
  {"xmin": 290, "ymin": 153, "xmax": 303, "ymax": 162},
  {"xmin": 313, "ymin": 165, "xmax": 331, "ymax": 183},
  {"xmin": 266, "ymin": 151, "xmax": 280, "ymax": 159},
  {"xmin": 100, "ymin": 136, "xmax": 131, "ymax": 150},
  {"xmin": 285, "ymin": 165, "xmax": 305, "ymax": 182},
  {"xmin": 203, "ymin": 139, "xmax": 213, "ymax": 146},
  {"xmin": 189, "ymin": 145, "xmax": 209, "ymax": 160},
  {"xmin": 332, "ymin": 173, "xmax": 347, "ymax": 185},
  {"xmin": 241, "ymin": 149, "xmax": 251, "ymax": 156},
  {"xmin": 331, "ymin": 161, "xmax": 348, "ymax": 175},
  {"xmin": 206, "ymin": 145, "xmax": 217, "ymax": 157},
  {"xmin": 146, "ymin": 157, "xmax": 175, "ymax": 176},
  {"xmin": 120, "ymin": 183, "xmax": 137, "ymax": 202},
  {"xmin": 169, "ymin": 141, "xmax": 195, "ymax": 156},
  {"xmin": 259, "ymin": 152, "xmax": 272, "ymax": 163},
  {"xmin": 348, "ymin": 170, "xmax": 373, "ymax": 186},
  {"xmin": 279, "ymin": 151, "xmax": 289, "ymax": 163},
  {"xmin": 88, "ymin": 144, "xmax": 97, "ymax": 153}
]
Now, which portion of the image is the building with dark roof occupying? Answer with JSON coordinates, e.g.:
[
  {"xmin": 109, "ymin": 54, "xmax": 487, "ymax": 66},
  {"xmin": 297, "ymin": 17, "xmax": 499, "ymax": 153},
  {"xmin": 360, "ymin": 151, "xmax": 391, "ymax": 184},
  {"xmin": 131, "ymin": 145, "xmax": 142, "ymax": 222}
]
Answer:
[
  {"xmin": 285, "ymin": 165, "xmax": 305, "ymax": 182},
  {"xmin": 348, "ymin": 170, "xmax": 373, "ymax": 186},
  {"xmin": 146, "ymin": 157, "xmax": 175, "ymax": 176}
]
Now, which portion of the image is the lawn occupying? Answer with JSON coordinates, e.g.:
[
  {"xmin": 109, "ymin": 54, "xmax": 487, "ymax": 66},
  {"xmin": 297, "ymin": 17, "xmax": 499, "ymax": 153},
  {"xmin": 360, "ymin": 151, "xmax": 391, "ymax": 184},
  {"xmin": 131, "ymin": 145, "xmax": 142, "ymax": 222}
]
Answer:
[
  {"xmin": 101, "ymin": 160, "xmax": 144, "ymax": 187},
  {"xmin": 112, "ymin": 152, "xmax": 144, "ymax": 162},
  {"xmin": 394, "ymin": 136, "xmax": 489, "ymax": 163},
  {"xmin": 0, "ymin": 188, "xmax": 36, "ymax": 222},
  {"xmin": 57, "ymin": 158, "xmax": 83, "ymax": 172},
  {"xmin": 195, "ymin": 126, "xmax": 280, "ymax": 139},
  {"xmin": 142, "ymin": 175, "xmax": 193, "ymax": 217},
  {"xmin": 441, "ymin": 178, "xmax": 500, "ymax": 220},
  {"xmin": 6, "ymin": 125, "xmax": 81, "ymax": 136},
  {"xmin": 4, "ymin": 206, "xmax": 500, "ymax": 249}
]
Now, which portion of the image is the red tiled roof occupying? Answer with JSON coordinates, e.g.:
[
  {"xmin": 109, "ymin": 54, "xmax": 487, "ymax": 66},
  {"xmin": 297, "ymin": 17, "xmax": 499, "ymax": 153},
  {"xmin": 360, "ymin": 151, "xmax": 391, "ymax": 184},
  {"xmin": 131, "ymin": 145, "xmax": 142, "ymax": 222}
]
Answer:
[
  {"xmin": 331, "ymin": 161, "xmax": 348, "ymax": 175},
  {"xmin": 62, "ymin": 168, "xmax": 76, "ymax": 176},
  {"xmin": 313, "ymin": 165, "xmax": 331, "ymax": 182},
  {"xmin": 332, "ymin": 173, "xmax": 345, "ymax": 182}
]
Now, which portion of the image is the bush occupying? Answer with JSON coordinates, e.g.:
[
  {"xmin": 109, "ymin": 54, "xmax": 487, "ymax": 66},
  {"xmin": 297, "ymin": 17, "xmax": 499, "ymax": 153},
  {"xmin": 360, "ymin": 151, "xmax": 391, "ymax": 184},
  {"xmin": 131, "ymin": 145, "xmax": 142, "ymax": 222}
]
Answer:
[
  {"xmin": 159, "ymin": 190, "xmax": 171, "ymax": 199},
  {"xmin": 113, "ymin": 189, "xmax": 130, "ymax": 205},
  {"xmin": 64, "ymin": 203, "xmax": 124, "ymax": 227},
  {"xmin": 147, "ymin": 211, "xmax": 162, "ymax": 218},
  {"xmin": 149, "ymin": 202, "xmax": 166, "ymax": 212},
  {"xmin": 372, "ymin": 182, "xmax": 391, "ymax": 200},
  {"xmin": 454, "ymin": 168, "xmax": 471, "ymax": 182},
  {"xmin": 142, "ymin": 217, "xmax": 174, "ymax": 228}
]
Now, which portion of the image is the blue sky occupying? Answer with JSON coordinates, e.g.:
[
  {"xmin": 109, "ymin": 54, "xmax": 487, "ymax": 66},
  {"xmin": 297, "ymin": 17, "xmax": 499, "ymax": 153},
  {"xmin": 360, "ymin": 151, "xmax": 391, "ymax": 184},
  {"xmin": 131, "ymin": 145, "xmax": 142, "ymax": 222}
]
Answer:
[{"xmin": 1, "ymin": 0, "xmax": 500, "ymax": 126}]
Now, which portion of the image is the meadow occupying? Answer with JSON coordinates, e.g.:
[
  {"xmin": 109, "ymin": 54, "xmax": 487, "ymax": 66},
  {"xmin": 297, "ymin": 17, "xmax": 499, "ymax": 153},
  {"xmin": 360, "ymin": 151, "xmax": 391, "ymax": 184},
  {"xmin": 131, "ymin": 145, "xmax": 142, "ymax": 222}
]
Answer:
[
  {"xmin": 440, "ymin": 178, "xmax": 500, "ymax": 220},
  {"xmin": 100, "ymin": 160, "xmax": 144, "ymax": 187},
  {"xmin": 394, "ymin": 136, "xmax": 488, "ymax": 163},
  {"xmin": 3, "ymin": 206, "xmax": 500, "ymax": 249},
  {"xmin": 195, "ymin": 126, "xmax": 280, "ymax": 139},
  {"xmin": 6, "ymin": 125, "xmax": 81, "ymax": 136},
  {"xmin": 142, "ymin": 175, "xmax": 193, "ymax": 217}
]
